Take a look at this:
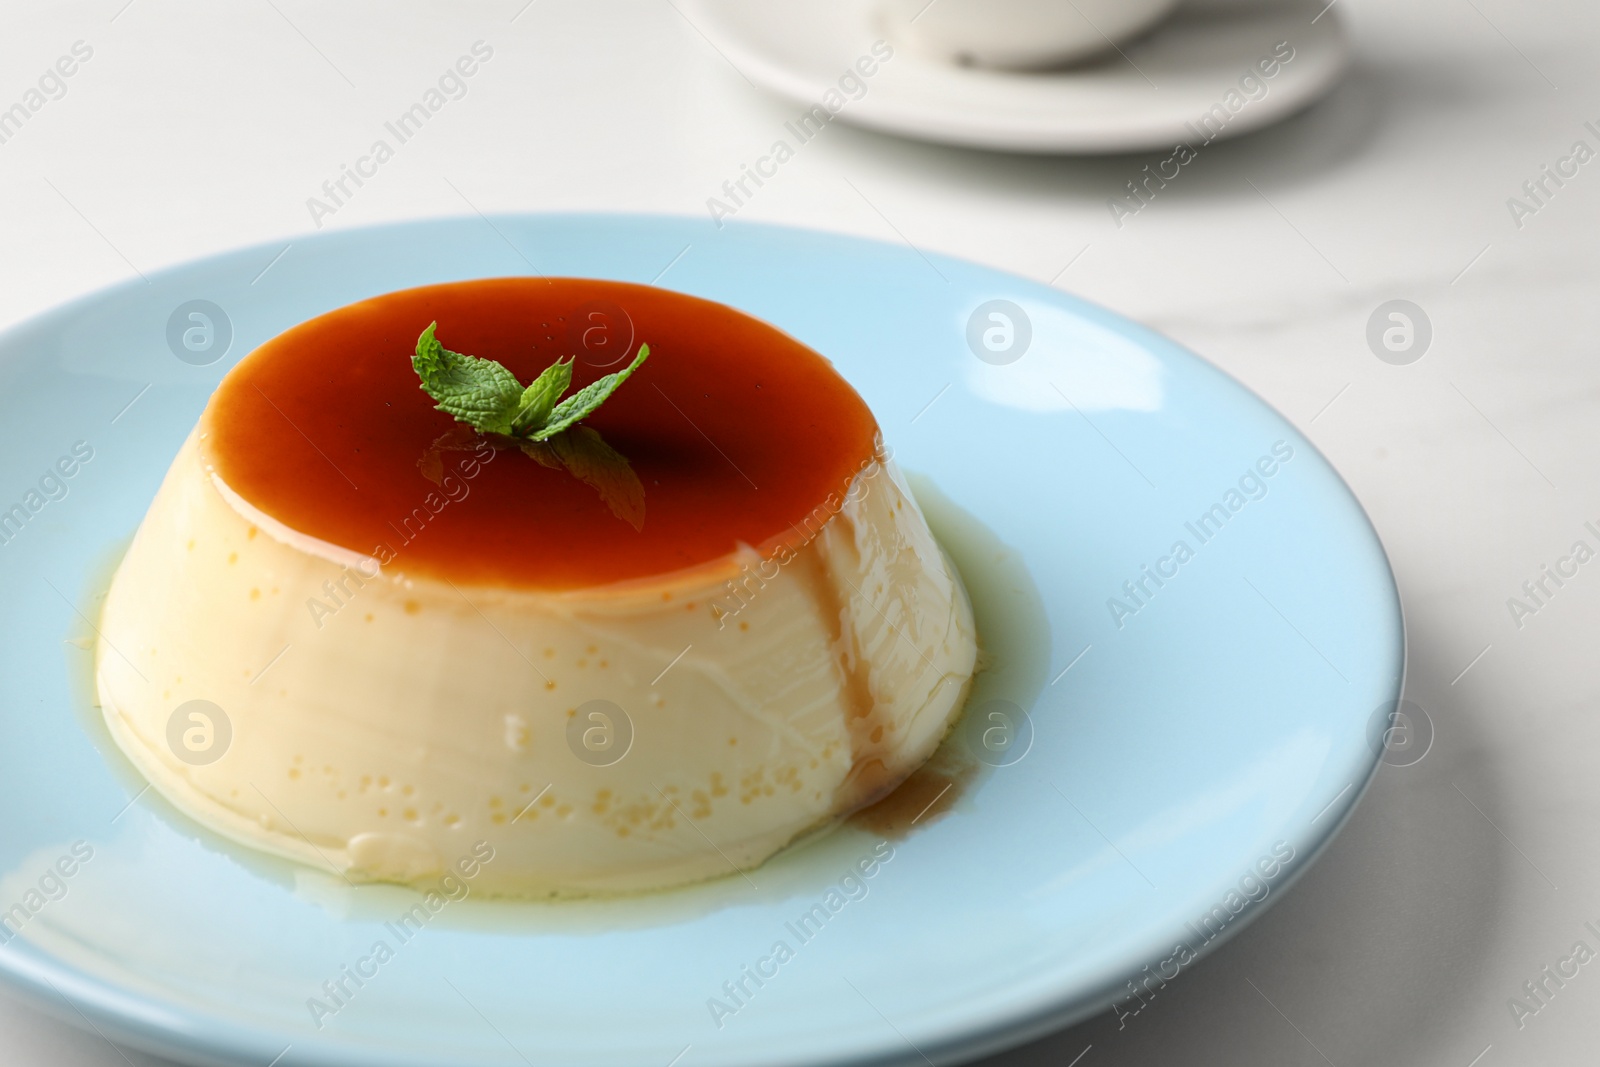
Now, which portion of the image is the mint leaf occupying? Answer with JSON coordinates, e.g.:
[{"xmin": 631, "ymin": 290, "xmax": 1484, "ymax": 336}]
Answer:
[
  {"xmin": 412, "ymin": 326, "xmax": 648, "ymax": 441},
  {"xmin": 529, "ymin": 345, "xmax": 650, "ymax": 442},
  {"xmin": 412, "ymin": 323, "xmax": 525, "ymax": 436},
  {"xmin": 511, "ymin": 357, "xmax": 573, "ymax": 432}
]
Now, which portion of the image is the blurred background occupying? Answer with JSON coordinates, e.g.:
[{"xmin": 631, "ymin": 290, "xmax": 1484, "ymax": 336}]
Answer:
[{"xmin": 1, "ymin": 0, "xmax": 1596, "ymax": 1064}]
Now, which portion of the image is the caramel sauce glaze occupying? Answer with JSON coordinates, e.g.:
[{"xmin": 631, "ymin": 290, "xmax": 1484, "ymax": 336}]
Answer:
[{"xmin": 203, "ymin": 278, "xmax": 880, "ymax": 591}]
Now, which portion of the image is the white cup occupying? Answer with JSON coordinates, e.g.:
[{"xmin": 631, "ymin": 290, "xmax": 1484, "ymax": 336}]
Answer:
[{"xmin": 880, "ymin": 0, "xmax": 1182, "ymax": 70}]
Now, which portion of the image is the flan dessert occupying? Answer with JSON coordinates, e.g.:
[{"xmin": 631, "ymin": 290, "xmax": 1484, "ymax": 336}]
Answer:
[{"xmin": 96, "ymin": 278, "xmax": 978, "ymax": 895}]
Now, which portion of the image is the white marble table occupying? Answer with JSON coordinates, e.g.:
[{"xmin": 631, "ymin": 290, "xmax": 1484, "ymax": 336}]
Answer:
[{"xmin": 1, "ymin": 0, "xmax": 1595, "ymax": 1064}]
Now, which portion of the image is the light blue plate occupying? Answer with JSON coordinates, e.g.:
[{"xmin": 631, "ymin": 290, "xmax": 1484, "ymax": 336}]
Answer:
[{"xmin": 0, "ymin": 215, "xmax": 1402, "ymax": 1067}]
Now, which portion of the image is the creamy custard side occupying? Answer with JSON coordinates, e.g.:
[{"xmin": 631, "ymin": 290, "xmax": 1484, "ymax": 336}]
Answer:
[
  {"xmin": 96, "ymin": 435, "xmax": 975, "ymax": 894},
  {"xmin": 93, "ymin": 278, "xmax": 979, "ymax": 896}
]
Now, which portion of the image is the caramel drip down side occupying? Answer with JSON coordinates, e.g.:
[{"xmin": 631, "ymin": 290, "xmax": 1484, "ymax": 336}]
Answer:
[{"xmin": 795, "ymin": 518, "xmax": 900, "ymax": 815}]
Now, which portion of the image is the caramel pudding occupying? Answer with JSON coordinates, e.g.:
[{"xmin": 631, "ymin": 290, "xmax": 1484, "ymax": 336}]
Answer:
[{"xmin": 95, "ymin": 278, "xmax": 978, "ymax": 895}]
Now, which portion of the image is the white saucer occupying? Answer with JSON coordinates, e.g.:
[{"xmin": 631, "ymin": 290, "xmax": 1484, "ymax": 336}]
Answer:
[{"xmin": 682, "ymin": 0, "xmax": 1350, "ymax": 153}]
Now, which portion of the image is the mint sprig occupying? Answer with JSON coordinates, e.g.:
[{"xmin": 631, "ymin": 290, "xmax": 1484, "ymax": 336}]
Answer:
[{"xmin": 412, "ymin": 323, "xmax": 648, "ymax": 441}]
